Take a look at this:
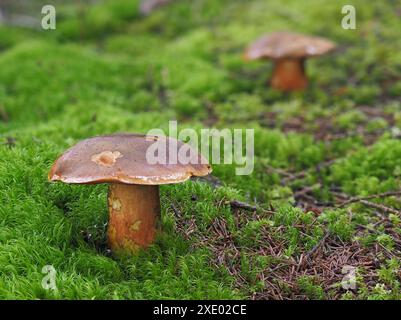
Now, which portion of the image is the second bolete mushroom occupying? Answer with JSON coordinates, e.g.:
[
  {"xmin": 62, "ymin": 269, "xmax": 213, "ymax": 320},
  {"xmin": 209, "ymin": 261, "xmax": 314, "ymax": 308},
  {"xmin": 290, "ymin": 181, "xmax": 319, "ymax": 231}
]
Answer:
[
  {"xmin": 244, "ymin": 32, "xmax": 336, "ymax": 91},
  {"xmin": 48, "ymin": 134, "xmax": 211, "ymax": 255}
]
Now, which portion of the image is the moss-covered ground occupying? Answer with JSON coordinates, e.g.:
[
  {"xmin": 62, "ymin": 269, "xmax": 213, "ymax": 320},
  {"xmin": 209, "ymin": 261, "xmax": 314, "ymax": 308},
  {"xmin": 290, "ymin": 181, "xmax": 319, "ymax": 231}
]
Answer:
[{"xmin": 1, "ymin": 0, "xmax": 401, "ymax": 299}]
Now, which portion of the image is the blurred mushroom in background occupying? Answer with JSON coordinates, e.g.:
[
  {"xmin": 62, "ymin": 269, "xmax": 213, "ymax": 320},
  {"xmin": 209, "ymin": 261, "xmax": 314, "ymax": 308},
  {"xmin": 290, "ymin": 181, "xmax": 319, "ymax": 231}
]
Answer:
[{"xmin": 244, "ymin": 32, "xmax": 336, "ymax": 91}]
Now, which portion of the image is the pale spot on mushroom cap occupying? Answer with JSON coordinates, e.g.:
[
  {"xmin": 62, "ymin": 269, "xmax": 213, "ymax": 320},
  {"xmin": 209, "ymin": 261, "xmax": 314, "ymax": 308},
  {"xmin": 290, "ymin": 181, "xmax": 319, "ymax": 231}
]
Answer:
[{"xmin": 91, "ymin": 151, "xmax": 123, "ymax": 167}]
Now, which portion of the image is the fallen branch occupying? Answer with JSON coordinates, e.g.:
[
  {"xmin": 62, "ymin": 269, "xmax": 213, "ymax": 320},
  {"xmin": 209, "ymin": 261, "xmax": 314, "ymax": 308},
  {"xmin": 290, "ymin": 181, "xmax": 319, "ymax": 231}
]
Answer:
[
  {"xmin": 337, "ymin": 190, "xmax": 401, "ymax": 207},
  {"xmin": 229, "ymin": 200, "xmax": 257, "ymax": 211},
  {"xmin": 319, "ymin": 127, "xmax": 387, "ymax": 142},
  {"xmin": 170, "ymin": 203, "xmax": 182, "ymax": 218},
  {"xmin": 359, "ymin": 199, "xmax": 401, "ymax": 216},
  {"xmin": 305, "ymin": 231, "xmax": 331, "ymax": 260},
  {"xmin": 333, "ymin": 191, "xmax": 401, "ymax": 216},
  {"xmin": 265, "ymin": 165, "xmax": 294, "ymax": 178},
  {"xmin": 276, "ymin": 159, "xmax": 337, "ymax": 185},
  {"xmin": 228, "ymin": 200, "xmax": 275, "ymax": 214},
  {"xmin": 191, "ymin": 174, "xmax": 222, "ymax": 189}
]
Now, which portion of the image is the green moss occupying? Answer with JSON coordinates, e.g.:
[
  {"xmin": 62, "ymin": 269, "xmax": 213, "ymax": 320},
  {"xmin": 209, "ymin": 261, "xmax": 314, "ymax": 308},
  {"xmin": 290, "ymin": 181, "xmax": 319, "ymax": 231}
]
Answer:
[
  {"xmin": 0, "ymin": 0, "xmax": 400, "ymax": 300},
  {"xmin": 319, "ymin": 210, "xmax": 354, "ymax": 241},
  {"xmin": 297, "ymin": 276, "xmax": 325, "ymax": 300}
]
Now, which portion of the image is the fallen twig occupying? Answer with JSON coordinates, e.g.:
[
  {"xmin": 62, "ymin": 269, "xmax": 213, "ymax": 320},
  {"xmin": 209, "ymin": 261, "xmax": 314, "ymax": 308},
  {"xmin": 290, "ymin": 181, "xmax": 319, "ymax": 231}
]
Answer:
[
  {"xmin": 337, "ymin": 190, "xmax": 401, "ymax": 207},
  {"xmin": 228, "ymin": 200, "xmax": 276, "ymax": 214},
  {"xmin": 276, "ymin": 159, "xmax": 337, "ymax": 185},
  {"xmin": 170, "ymin": 202, "xmax": 182, "ymax": 217},
  {"xmin": 333, "ymin": 191, "xmax": 401, "ymax": 216},
  {"xmin": 229, "ymin": 200, "xmax": 257, "ymax": 211},
  {"xmin": 305, "ymin": 231, "xmax": 331, "ymax": 261},
  {"xmin": 359, "ymin": 199, "xmax": 401, "ymax": 216}
]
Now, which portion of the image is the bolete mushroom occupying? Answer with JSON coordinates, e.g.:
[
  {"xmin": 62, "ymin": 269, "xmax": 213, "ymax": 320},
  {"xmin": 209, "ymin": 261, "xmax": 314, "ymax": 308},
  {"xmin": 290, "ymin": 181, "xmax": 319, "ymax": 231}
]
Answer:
[
  {"xmin": 48, "ymin": 134, "xmax": 211, "ymax": 255},
  {"xmin": 243, "ymin": 32, "xmax": 336, "ymax": 91}
]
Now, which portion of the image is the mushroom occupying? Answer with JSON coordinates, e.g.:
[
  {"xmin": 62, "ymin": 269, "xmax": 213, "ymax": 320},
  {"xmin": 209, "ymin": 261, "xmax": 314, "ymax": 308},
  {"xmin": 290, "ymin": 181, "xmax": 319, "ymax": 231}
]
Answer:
[
  {"xmin": 243, "ymin": 32, "xmax": 336, "ymax": 91},
  {"xmin": 48, "ymin": 134, "xmax": 211, "ymax": 255}
]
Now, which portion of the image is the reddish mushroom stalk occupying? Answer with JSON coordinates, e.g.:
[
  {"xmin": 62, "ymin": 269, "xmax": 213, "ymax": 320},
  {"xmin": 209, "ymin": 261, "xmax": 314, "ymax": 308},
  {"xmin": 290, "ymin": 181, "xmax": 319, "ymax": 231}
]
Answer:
[
  {"xmin": 108, "ymin": 184, "xmax": 160, "ymax": 254},
  {"xmin": 271, "ymin": 58, "xmax": 308, "ymax": 91}
]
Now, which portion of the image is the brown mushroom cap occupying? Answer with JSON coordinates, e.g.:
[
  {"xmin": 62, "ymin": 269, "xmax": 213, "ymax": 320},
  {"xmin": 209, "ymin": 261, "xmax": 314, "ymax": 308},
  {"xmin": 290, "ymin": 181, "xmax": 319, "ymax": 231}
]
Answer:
[
  {"xmin": 244, "ymin": 32, "xmax": 336, "ymax": 61},
  {"xmin": 48, "ymin": 134, "xmax": 211, "ymax": 185}
]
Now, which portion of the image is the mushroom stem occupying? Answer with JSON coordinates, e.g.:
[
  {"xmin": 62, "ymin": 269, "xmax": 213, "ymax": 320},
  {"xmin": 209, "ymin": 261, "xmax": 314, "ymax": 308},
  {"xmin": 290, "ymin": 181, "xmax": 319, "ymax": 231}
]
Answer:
[
  {"xmin": 107, "ymin": 183, "xmax": 160, "ymax": 255},
  {"xmin": 271, "ymin": 58, "xmax": 308, "ymax": 91}
]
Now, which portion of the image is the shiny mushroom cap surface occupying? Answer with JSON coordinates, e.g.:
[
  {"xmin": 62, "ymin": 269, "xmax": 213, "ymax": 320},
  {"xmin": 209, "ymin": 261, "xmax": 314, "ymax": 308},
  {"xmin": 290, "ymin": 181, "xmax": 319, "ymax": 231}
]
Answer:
[
  {"xmin": 244, "ymin": 31, "xmax": 336, "ymax": 60},
  {"xmin": 48, "ymin": 134, "xmax": 212, "ymax": 185}
]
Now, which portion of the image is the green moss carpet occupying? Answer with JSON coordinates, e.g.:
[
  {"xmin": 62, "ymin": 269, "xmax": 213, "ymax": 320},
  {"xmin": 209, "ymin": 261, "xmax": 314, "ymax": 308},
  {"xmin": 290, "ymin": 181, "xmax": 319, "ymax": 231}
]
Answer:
[{"xmin": 0, "ymin": 0, "xmax": 400, "ymax": 299}]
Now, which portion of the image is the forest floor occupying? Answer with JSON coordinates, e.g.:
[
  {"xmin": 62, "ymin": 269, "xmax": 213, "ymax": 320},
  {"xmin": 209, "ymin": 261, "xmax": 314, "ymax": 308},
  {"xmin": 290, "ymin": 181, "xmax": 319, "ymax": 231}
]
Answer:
[{"xmin": 0, "ymin": 0, "xmax": 401, "ymax": 299}]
